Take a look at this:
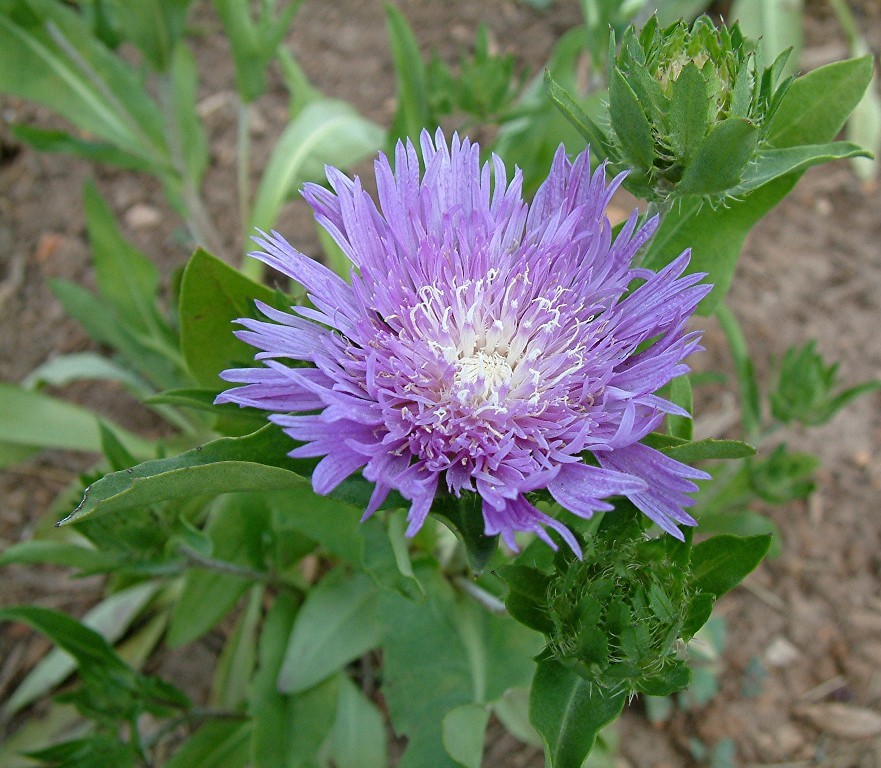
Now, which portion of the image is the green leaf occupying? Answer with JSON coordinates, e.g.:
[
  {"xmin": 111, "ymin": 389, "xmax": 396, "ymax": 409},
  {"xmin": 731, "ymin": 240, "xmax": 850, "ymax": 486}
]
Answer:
[
  {"xmin": 608, "ymin": 67, "xmax": 654, "ymax": 170},
  {"xmin": 669, "ymin": 62, "xmax": 709, "ymax": 164},
  {"xmin": 0, "ymin": 604, "xmax": 128, "ymax": 683},
  {"xmin": 769, "ymin": 339, "xmax": 881, "ymax": 426},
  {"xmin": 663, "ymin": 438, "xmax": 756, "ymax": 463},
  {"xmin": 385, "ymin": 3, "xmax": 430, "ymax": 145},
  {"xmin": 248, "ymin": 600, "xmax": 345, "ymax": 768},
  {"xmin": 544, "ymin": 70, "xmax": 612, "ymax": 158},
  {"xmin": 210, "ymin": 585, "xmax": 263, "ymax": 709},
  {"xmin": 170, "ymin": 41, "xmax": 208, "ymax": 184},
  {"xmin": 24, "ymin": 735, "xmax": 135, "ymax": 768},
  {"xmin": 381, "ymin": 566, "xmax": 541, "ymax": 768},
  {"xmin": 22, "ymin": 352, "xmax": 149, "ymax": 395},
  {"xmin": 498, "ymin": 564, "xmax": 554, "ymax": 634},
  {"xmin": 667, "ymin": 375, "xmax": 693, "ymax": 441},
  {"xmin": 2, "ymin": 583, "xmax": 160, "ymax": 717},
  {"xmin": 716, "ymin": 304, "xmax": 762, "ymax": 437},
  {"xmin": 179, "ymin": 248, "xmax": 281, "ymax": 388},
  {"xmin": 164, "ymin": 720, "xmax": 252, "ymax": 768},
  {"xmin": 331, "ymin": 675, "xmax": 389, "ymax": 768},
  {"xmin": 748, "ymin": 445, "xmax": 820, "ymax": 503},
  {"xmin": 213, "ymin": 0, "xmax": 301, "ymax": 103},
  {"xmin": 529, "ymin": 659, "xmax": 626, "ymax": 768},
  {"xmin": 698, "ymin": 511, "xmax": 780, "ymax": 556},
  {"xmin": 57, "ymin": 425, "xmax": 310, "ymax": 526},
  {"xmin": 360, "ymin": 512, "xmax": 425, "ymax": 600},
  {"xmin": 678, "ymin": 118, "xmax": 758, "ymax": 196},
  {"xmin": 104, "ymin": 0, "xmax": 193, "ymax": 72},
  {"xmin": 0, "ymin": 0, "xmax": 166, "ymax": 159},
  {"xmin": 256, "ymin": 673, "xmax": 341, "ymax": 768},
  {"xmin": 731, "ymin": 0, "xmax": 803, "ymax": 78},
  {"xmin": 49, "ymin": 279, "xmax": 182, "ymax": 390},
  {"xmin": 0, "ymin": 540, "xmax": 118, "ymax": 572},
  {"xmin": 277, "ymin": 569, "xmax": 385, "ymax": 694},
  {"xmin": 84, "ymin": 182, "xmax": 166, "ymax": 335},
  {"xmin": 768, "ymin": 56, "xmax": 874, "ymax": 148},
  {"xmin": 442, "ymin": 703, "xmax": 489, "ymax": 768},
  {"xmin": 267, "ymin": 489, "xmax": 363, "ymax": 566},
  {"xmin": 250, "ymin": 99, "xmax": 384, "ymax": 233},
  {"xmin": 682, "ymin": 592, "xmax": 715, "ymax": 641},
  {"xmin": 278, "ymin": 48, "xmax": 321, "ymax": 119},
  {"xmin": 736, "ymin": 142, "xmax": 870, "ymax": 194},
  {"xmin": 690, "ymin": 534, "xmax": 772, "ymax": 598},
  {"xmin": 168, "ymin": 493, "xmax": 272, "ymax": 647},
  {"xmin": 248, "ymin": 593, "xmax": 299, "ymax": 768},
  {"xmin": 10, "ymin": 124, "xmax": 155, "ymax": 171},
  {"xmin": 0, "ymin": 382, "xmax": 151, "ymax": 459},
  {"xmin": 637, "ymin": 662, "xmax": 691, "ymax": 697}
]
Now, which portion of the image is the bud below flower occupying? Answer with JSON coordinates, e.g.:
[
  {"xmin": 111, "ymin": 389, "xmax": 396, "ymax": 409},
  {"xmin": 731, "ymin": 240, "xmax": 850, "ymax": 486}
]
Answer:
[{"xmin": 543, "ymin": 509, "xmax": 691, "ymax": 696}]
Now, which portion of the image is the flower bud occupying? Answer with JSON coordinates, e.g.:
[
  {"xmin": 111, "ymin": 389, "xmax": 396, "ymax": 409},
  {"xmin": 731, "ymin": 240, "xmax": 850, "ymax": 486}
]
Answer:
[
  {"xmin": 544, "ymin": 510, "xmax": 692, "ymax": 697},
  {"xmin": 607, "ymin": 16, "xmax": 792, "ymax": 203}
]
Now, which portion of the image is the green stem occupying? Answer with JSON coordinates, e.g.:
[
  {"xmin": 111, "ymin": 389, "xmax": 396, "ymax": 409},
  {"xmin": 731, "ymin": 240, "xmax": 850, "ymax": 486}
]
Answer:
[
  {"xmin": 237, "ymin": 98, "xmax": 252, "ymax": 257},
  {"xmin": 157, "ymin": 71, "xmax": 228, "ymax": 261},
  {"xmin": 716, "ymin": 303, "xmax": 762, "ymax": 441},
  {"xmin": 141, "ymin": 707, "xmax": 249, "ymax": 754},
  {"xmin": 45, "ymin": 21, "xmax": 163, "ymax": 163},
  {"xmin": 177, "ymin": 544, "xmax": 293, "ymax": 591},
  {"xmin": 454, "ymin": 576, "xmax": 507, "ymax": 614},
  {"xmin": 829, "ymin": 0, "xmax": 862, "ymax": 49}
]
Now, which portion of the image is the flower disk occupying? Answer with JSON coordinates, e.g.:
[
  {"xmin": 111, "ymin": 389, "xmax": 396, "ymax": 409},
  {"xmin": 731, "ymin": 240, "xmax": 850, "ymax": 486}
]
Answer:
[{"xmin": 218, "ymin": 130, "xmax": 712, "ymax": 555}]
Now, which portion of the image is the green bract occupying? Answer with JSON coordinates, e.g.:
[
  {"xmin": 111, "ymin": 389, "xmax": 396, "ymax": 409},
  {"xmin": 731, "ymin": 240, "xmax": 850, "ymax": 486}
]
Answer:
[
  {"xmin": 608, "ymin": 16, "xmax": 791, "ymax": 202},
  {"xmin": 544, "ymin": 513, "xmax": 691, "ymax": 698}
]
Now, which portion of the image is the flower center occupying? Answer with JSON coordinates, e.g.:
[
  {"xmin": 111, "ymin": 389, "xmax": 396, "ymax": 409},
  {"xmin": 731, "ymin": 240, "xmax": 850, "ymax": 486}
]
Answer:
[{"xmin": 454, "ymin": 350, "xmax": 514, "ymax": 402}]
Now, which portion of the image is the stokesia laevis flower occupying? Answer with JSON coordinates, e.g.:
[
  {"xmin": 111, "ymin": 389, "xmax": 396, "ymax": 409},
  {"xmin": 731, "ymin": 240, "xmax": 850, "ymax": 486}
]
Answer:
[{"xmin": 217, "ymin": 129, "xmax": 711, "ymax": 555}]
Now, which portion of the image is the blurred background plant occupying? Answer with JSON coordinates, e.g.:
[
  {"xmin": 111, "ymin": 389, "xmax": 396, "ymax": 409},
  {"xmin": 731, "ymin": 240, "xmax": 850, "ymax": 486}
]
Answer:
[{"xmin": 0, "ymin": 0, "xmax": 879, "ymax": 766}]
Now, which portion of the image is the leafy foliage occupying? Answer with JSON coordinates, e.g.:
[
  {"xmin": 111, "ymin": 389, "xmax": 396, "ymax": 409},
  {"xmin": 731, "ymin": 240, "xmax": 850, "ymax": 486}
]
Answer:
[{"xmin": 0, "ymin": 4, "xmax": 876, "ymax": 768}]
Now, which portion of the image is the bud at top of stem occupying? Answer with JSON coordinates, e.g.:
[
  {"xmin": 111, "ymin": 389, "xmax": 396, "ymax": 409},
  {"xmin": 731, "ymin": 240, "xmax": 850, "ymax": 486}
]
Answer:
[{"xmin": 607, "ymin": 15, "xmax": 793, "ymax": 203}]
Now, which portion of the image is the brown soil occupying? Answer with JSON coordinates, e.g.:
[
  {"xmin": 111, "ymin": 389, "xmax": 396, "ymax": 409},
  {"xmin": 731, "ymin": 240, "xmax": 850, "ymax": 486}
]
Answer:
[{"xmin": 2, "ymin": 1, "xmax": 881, "ymax": 766}]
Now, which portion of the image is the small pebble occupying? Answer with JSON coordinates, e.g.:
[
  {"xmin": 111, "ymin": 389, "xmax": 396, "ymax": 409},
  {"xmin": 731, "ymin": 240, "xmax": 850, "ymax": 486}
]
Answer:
[{"xmin": 124, "ymin": 203, "xmax": 162, "ymax": 230}]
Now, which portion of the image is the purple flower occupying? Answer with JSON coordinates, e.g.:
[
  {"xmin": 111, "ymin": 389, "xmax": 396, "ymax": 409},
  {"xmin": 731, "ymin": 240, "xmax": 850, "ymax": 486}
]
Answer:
[{"xmin": 218, "ymin": 130, "xmax": 711, "ymax": 555}]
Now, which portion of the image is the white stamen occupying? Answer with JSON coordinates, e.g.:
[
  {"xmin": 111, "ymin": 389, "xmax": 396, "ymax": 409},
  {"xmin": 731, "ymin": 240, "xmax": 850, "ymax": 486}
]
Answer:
[{"xmin": 455, "ymin": 350, "xmax": 514, "ymax": 402}]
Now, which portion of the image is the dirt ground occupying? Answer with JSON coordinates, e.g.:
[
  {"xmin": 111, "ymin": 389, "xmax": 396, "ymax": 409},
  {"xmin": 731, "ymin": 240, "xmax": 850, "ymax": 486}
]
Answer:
[{"xmin": 1, "ymin": 1, "xmax": 881, "ymax": 766}]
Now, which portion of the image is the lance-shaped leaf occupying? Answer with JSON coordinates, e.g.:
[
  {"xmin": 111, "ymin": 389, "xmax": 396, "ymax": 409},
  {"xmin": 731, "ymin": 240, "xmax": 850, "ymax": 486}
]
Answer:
[
  {"xmin": 690, "ymin": 534, "xmax": 772, "ymax": 598},
  {"xmin": 2, "ymin": 583, "xmax": 160, "ymax": 717},
  {"xmin": 164, "ymin": 720, "xmax": 252, "ymax": 768},
  {"xmin": 662, "ymin": 438, "xmax": 756, "ymax": 463},
  {"xmin": 277, "ymin": 569, "xmax": 385, "ymax": 693},
  {"xmin": 179, "ymin": 248, "xmax": 282, "ymax": 388},
  {"xmin": 735, "ymin": 142, "xmax": 870, "ymax": 195},
  {"xmin": 529, "ymin": 659, "xmax": 626, "ymax": 768},
  {"xmin": 0, "ymin": 0, "xmax": 167, "ymax": 162},
  {"xmin": 11, "ymin": 124, "xmax": 156, "ymax": 171},
  {"xmin": 214, "ymin": 0, "xmax": 302, "ymax": 103},
  {"xmin": 0, "ymin": 383, "xmax": 152, "ymax": 464},
  {"xmin": 386, "ymin": 3, "xmax": 430, "ymax": 145},
  {"xmin": 57, "ymin": 425, "xmax": 371, "ymax": 526},
  {"xmin": 250, "ymin": 99, "xmax": 384, "ymax": 233},
  {"xmin": 544, "ymin": 70, "xmax": 612, "ymax": 159}
]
